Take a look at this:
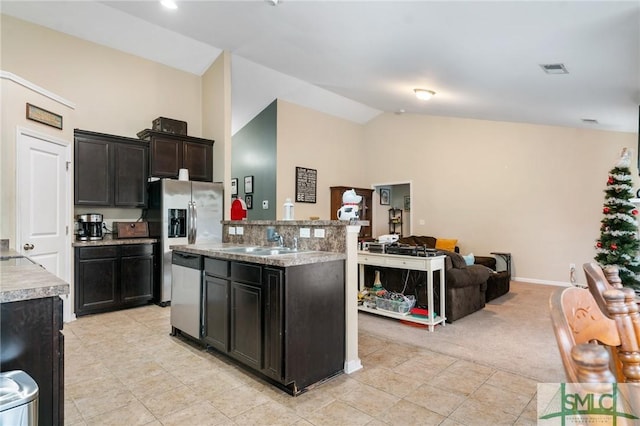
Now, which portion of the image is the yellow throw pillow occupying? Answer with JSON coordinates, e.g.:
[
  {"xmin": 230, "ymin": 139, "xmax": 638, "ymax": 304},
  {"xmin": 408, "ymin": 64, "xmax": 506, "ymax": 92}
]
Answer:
[{"xmin": 435, "ymin": 238, "xmax": 458, "ymax": 252}]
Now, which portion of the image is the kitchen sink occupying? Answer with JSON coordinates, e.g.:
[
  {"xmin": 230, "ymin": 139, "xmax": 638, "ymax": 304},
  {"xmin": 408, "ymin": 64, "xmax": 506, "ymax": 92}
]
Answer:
[{"xmin": 219, "ymin": 246, "xmax": 305, "ymax": 256}]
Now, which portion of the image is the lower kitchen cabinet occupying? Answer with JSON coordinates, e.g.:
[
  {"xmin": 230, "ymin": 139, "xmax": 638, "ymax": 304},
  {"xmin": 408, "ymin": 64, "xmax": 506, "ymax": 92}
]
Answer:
[
  {"xmin": 1, "ymin": 296, "xmax": 64, "ymax": 425},
  {"xmin": 201, "ymin": 257, "xmax": 345, "ymax": 395},
  {"xmin": 75, "ymin": 243, "xmax": 155, "ymax": 316}
]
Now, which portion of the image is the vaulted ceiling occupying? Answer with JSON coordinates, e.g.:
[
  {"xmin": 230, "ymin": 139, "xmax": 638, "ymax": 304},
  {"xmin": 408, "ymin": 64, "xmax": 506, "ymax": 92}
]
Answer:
[{"xmin": 3, "ymin": 1, "xmax": 639, "ymax": 133}]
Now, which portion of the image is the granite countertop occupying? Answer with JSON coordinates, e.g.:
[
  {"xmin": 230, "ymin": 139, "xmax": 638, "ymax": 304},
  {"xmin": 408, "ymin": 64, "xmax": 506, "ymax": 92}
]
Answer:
[
  {"xmin": 170, "ymin": 243, "xmax": 345, "ymax": 267},
  {"xmin": 0, "ymin": 250, "xmax": 70, "ymax": 303},
  {"xmin": 72, "ymin": 235, "xmax": 158, "ymax": 247}
]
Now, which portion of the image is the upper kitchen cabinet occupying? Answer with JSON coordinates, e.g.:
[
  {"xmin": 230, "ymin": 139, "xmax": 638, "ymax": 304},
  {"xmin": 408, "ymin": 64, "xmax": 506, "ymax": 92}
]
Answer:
[
  {"xmin": 137, "ymin": 129, "xmax": 214, "ymax": 182},
  {"xmin": 74, "ymin": 130, "xmax": 149, "ymax": 208}
]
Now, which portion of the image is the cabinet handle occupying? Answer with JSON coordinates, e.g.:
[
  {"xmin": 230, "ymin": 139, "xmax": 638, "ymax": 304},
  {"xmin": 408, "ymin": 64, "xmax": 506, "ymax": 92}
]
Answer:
[{"xmin": 23, "ymin": 243, "xmax": 34, "ymax": 250}]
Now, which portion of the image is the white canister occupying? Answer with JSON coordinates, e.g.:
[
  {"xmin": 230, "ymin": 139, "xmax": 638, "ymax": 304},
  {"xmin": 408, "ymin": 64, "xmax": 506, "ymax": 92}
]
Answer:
[
  {"xmin": 283, "ymin": 198, "xmax": 294, "ymax": 220},
  {"xmin": 178, "ymin": 169, "xmax": 189, "ymax": 181}
]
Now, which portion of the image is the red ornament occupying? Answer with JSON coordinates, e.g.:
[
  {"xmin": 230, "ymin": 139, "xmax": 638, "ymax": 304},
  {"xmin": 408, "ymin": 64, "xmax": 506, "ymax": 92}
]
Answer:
[
  {"xmin": 633, "ymin": 209, "xmax": 639, "ymax": 216},
  {"xmin": 608, "ymin": 176, "xmax": 614, "ymax": 184},
  {"xmin": 596, "ymin": 241, "xmax": 602, "ymax": 248},
  {"xmin": 610, "ymin": 243, "xmax": 618, "ymax": 250},
  {"xmin": 603, "ymin": 207, "xmax": 610, "ymax": 214}
]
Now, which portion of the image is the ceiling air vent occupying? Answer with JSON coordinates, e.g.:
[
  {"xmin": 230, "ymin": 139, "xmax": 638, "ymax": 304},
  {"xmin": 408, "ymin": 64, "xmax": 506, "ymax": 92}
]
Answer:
[
  {"xmin": 581, "ymin": 118, "xmax": 599, "ymax": 124},
  {"xmin": 540, "ymin": 63, "xmax": 569, "ymax": 74}
]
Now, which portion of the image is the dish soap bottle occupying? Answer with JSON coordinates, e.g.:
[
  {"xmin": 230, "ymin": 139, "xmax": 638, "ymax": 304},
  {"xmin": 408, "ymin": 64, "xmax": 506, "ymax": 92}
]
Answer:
[{"xmin": 283, "ymin": 198, "xmax": 294, "ymax": 220}]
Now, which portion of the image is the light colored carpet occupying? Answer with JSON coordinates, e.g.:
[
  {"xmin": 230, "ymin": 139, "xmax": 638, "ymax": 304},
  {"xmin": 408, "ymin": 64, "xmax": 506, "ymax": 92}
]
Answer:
[{"xmin": 358, "ymin": 281, "xmax": 565, "ymax": 384}]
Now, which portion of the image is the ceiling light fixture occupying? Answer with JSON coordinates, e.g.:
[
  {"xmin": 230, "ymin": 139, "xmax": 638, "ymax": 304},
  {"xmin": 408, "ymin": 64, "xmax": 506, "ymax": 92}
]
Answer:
[
  {"xmin": 414, "ymin": 89, "xmax": 435, "ymax": 101},
  {"xmin": 160, "ymin": 0, "xmax": 178, "ymax": 10}
]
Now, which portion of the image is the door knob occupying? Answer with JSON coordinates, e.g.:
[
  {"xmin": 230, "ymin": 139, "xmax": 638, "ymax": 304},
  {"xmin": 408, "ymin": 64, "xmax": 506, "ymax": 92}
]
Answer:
[{"xmin": 23, "ymin": 243, "xmax": 34, "ymax": 250}]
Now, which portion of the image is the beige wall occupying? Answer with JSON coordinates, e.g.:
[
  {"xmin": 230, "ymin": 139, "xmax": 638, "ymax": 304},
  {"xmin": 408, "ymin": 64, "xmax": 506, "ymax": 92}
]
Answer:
[
  {"xmin": 202, "ymin": 51, "xmax": 232, "ymax": 217},
  {"xmin": 276, "ymin": 100, "xmax": 366, "ymax": 221},
  {"xmin": 1, "ymin": 15, "xmax": 203, "ymax": 139},
  {"xmin": 3, "ymin": 14, "xmax": 638, "ymax": 287},
  {"xmin": 1, "ymin": 15, "xmax": 211, "ymax": 231},
  {"xmin": 364, "ymin": 113, "xmax": 638, "ymax": 285}
]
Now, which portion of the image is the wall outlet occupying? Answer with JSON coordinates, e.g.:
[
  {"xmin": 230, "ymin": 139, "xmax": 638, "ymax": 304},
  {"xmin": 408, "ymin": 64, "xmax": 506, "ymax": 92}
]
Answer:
[
  {"xmin": 569, "ymin": 263, "xmax": 575, "ymax": 271},
  {"xmin": 300, "ymin": 228, "xmax": 311, "ymax": 238},
  {"xmin": 228, "ymin": 226, "xmax": 236, "ymax": 235},
  {"xmin": 314, "ymin": 228, "xmax": 325, "ymax": 238},
  {"xmin": 262, "ymin": 200, "xmax": 269, "ymax": 209},
  {"xmin": 236, "ymin": 226, "xmax": 244, "ymax": 235}
]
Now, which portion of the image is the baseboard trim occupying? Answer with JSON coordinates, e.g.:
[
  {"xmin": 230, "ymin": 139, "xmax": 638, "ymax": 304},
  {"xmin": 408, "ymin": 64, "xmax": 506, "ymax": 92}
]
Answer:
[
  {"xmin": 344, "ymin": 359, "xmax": 363, "ymax": 374},
  {"xmin": 513, "ymin": 277, "xmax": 572, "ymax": 287}
]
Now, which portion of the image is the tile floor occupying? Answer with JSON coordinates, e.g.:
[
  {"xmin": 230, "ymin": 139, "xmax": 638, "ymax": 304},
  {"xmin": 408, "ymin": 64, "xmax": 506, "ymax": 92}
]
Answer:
[{"xmin": 64, "ymin": 305, "xmax": 539, "ymax": 425}]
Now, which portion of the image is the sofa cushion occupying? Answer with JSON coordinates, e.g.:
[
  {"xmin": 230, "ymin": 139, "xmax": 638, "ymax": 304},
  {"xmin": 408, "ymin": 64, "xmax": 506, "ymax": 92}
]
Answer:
[
  {"xmin": 443, "ymin": 250, "xmax": 467, "ymax": 269},
  {"xmin": 446, "ymin": 265, "xmax": 492, "ymax": 289},
  {"xmin": 462, "ymin": 253, "xmax": 475, "ymax": 266},
  {"xmin": 436, "ymin": 238, "xmax": 458, "ymax": 252},
  {"xmin": 398, "ymin": 235, "xmax": 436, "ymax": 248}
]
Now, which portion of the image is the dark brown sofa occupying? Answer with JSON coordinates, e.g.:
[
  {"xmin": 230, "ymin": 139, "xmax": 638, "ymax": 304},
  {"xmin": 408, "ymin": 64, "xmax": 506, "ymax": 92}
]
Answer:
[{"xmin": 393, "ymin": 236, "xmax": 508, "ymax": 321}]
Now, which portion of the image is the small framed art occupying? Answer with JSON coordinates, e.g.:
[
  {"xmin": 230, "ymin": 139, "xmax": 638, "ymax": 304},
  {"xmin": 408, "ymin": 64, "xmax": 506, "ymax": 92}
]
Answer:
[
  {"xmin": 380, "ymin": 188, "xmax": 390, "ymax": 205},
  {"xmin": 245, "ymin": 194, "xmax": 253, "ymax": 209},
  {"xmin": 244, "ymin": 176, "xmax": 254, "ymax": 194},
  {"xmin": 231, "ymin": 178, "xmax": 238, "ymax": 196}
]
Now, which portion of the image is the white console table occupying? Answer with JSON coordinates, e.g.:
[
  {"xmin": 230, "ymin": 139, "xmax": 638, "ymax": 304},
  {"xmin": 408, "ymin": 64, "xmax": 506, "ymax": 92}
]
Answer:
[{"xmin": 357, "ymin": 251, "xmax": 446, "ymax": 332}]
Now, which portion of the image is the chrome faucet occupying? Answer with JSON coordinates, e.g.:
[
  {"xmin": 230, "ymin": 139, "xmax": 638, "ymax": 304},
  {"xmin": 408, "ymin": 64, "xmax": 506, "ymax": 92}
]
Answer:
[
  {"xmin": 292, "ymin": 236, "xmax": 298, "ymax": 251},
  {"xmin": 268, "ymin": 230, "xmax": 284, "ymax": 247}
]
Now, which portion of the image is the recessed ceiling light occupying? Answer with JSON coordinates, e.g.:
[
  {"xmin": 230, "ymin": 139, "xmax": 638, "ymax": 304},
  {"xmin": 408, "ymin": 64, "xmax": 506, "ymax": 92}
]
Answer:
[
  {"xmin": 160, "ymin": 0, "xmax": 177, "ymax": 10},
  {"xmin": 414, "ymin": 89, "xmax": 435, "ymax": 101},
  {"xmin": 540, "ymin": 63, "xmax": 569, "ymax": 74}
]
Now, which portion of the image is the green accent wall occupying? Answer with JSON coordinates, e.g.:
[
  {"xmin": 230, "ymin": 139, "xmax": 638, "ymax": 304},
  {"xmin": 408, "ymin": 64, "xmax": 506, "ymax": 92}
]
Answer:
[{"xmin": 231, "ymin": 100, "xmax": 277, "ymax": 220}]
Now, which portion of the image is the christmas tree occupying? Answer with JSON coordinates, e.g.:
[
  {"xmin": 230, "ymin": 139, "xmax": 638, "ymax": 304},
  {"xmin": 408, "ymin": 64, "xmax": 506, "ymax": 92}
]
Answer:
[{"xmin": 595, "ymin": 148, "xmax": 640, "ymax": 290}]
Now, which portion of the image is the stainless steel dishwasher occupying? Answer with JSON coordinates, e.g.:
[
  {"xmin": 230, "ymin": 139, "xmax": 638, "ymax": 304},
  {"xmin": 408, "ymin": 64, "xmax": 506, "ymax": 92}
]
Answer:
[{"xmin": 170, "ymin": 251, "xmax": 202, "ymax": 339}]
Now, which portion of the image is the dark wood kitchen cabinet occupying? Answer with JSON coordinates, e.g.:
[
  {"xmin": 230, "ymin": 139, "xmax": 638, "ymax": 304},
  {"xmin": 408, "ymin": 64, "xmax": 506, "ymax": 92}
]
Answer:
[
  {"xmin": 1, "ymin": 296, "xmax": 64, "ymax": 425},
  {"xmin": 203, "ymin": 258, "xmax": 229, "ymax": 352},
  {"xmin": 75, "ymin": 243, "xmax": 154, "ymax": 316},
  {"xmin": 74, "ymin": 129, "xmax": 148, "ymax": 208},
  {"xmin": 201, "ymin": 257, "xmax": 345, "ymax": 395},
  {"xmin": 330, "ymin": 186, "xmax": 374, "ymax": 239},
  {"xmin": 137, "ymin": 129, "xmax": 214, "ymax": 182}
]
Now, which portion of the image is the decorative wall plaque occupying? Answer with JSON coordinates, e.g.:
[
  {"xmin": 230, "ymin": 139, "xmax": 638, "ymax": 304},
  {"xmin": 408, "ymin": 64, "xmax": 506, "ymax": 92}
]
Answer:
[
  {"xmin": 295, "ymin": 167, "xmax": 317, "ymax": 203},
  {"xmin": 26, "ymin": 103, "xmax": 62, "ymax": 129}
]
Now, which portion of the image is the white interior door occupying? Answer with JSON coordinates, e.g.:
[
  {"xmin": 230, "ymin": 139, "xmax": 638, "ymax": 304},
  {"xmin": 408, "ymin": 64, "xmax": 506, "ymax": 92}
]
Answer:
[{"xmin": 16, "ymin": 127, "xmax": 71, "ymax": 316}]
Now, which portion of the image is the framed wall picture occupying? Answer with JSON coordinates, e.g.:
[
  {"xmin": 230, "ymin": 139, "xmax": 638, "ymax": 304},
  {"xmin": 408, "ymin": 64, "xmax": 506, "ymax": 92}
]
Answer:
[
  {"xmin": 380, "ymin": 188, "xmax": 390, "ymax": 205},
  {"xmin": 26, "ymin": 103, "xmax": 63, "ymax": 130},
  {"xmin": 244, "ymin": 176, "xmax": 254, "ymax": 194},
  {"xmin": 245, "ymin": 194, "xmax": 253, "ymax": 209},
  {"xmin": 231, "ymin": 178, "xmax": 238, "ymax": 196},
  {"xmin": 404, "ymin": 195, "xmax": 411, "ymax": 211}
]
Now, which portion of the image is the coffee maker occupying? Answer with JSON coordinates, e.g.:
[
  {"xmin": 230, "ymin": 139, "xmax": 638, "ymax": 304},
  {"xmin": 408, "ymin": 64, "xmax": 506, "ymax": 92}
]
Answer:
[{"xmin": 76, "ymin": 213, "xmax": 104, "ymax": 241}]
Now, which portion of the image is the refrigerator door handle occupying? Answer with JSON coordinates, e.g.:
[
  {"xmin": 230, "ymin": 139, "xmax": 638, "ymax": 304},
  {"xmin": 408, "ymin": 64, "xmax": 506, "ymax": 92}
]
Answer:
[
  {"xmin": 187, "ymin": 201, "xmax": 194, "ymax": 244},
  {"xmin": 192, "ymin": 201, "xmax": 198, "ymax": 243}
]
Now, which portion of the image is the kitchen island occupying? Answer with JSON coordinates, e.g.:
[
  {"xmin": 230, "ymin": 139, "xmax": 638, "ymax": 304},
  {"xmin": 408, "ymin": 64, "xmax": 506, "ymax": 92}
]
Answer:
[
  {"xmin": 1, "ymin": 248, "xmax": 70, "ymax": 426},
  {"xmin": 170, "ymin": 242, "xmax": 346, "ymax": 395}
]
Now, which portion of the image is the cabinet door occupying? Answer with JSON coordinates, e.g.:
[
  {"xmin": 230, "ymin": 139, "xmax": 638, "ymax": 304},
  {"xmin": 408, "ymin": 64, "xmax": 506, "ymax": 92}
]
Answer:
[
  {"xmin": 1, "ymin": 297, "xmax": 64, "ymax": 425},
  {"xmin": 149, "ymin": 136, "xmax": 182, "ymax": 178},
  {"xmin": 183, "ymin": 140, "xmax": 213, "ymax": 182},
  {"xmin": 76, "ymin": 257, "xmax": 118, "ymax": 315},
  {"xmin": 263, "ymin": 267, "xmax": 283, "ymax": 381},
  {"xmin": 121, "ymin": 255, "xmax": 154, "ymax": 304},
  {"xmin": 230, "ymin": 281, "xmax": 263, "ymax": 370},
  {"xmin": 75, "ymin": 137, "xmax": 111, "ymax": 205},
  {"xmin": 114, "ymin": 143, "xmax": 148, "ymax": 207},
  {"xmin": 203, "ymin": 274, "xmax": 229, "ymax": 352}
]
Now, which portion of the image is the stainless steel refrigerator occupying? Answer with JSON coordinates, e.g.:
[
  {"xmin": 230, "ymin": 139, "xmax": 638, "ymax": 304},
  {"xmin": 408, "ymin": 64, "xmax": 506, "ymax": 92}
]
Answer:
[{"xmin": 146, "ymin": 179, "xmax": 223, "ymax": 305}]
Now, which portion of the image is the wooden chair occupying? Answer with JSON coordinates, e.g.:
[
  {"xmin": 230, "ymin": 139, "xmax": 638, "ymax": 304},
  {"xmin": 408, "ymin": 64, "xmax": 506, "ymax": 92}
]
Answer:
[
  {"xmin": 584, "ymin": 262, "xmax": 640, "ymax": 383},
  {"xmin": 549, "ymin": 286, "xmax": 621, "ymax": 382}
]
